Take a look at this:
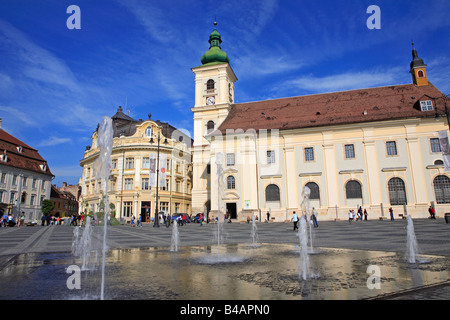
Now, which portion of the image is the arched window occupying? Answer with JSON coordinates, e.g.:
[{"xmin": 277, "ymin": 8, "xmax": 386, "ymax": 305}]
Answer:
[
  {"xmin": 207, "ymin": 79, "xmax": 215, "ymax": 90},
  {"xmin": 206, "ymin": 121, "xmax": 215, "ymax": 134},
  {"xmin": 418, "ymin": 70, "xmax": 424, "ymax": 78},
  {"xmin": 388, "ymin": 177, "xmax": 407, "ymax": 205},
  {"xmin": 227, "ymin": 176, "xmax": 235, "ymax": 190},
  {"xmin": 434, "ymin": 159, "xmax": 444, "ymax": 165},
  {"xmin": 305, "ymin": 182, "xmax": 320, "ymax": 200},
  {"xmin": 265, "ymin": 184, "xmax": 280, "ymax": 202},
  {"xmin": 434, "ymin": 175, "xmax": 450, "ymax": 204},
  {"xmin": 346, "ymin": 180, "xmax": 362, "ymax": 199}
]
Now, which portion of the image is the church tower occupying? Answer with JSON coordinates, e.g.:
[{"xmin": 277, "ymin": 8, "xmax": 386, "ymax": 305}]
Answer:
[
  {"xmin": 410, "ymin": 43, "xmax": 428, "ymax": 87},
  {"xmin": 191, "ymin": 21, "xmax": 238, "ymax": 215}
]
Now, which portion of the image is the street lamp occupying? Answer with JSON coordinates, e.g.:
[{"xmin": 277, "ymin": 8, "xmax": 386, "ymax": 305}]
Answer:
[{"xmin": 149, "ymin": 131, "xmax": 168, "ymax": 227}]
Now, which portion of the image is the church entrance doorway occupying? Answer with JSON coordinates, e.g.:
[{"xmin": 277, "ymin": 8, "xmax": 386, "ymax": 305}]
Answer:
[{"xmin": 226, "ymin": 203, "xmax": 237, "ymax": 220}]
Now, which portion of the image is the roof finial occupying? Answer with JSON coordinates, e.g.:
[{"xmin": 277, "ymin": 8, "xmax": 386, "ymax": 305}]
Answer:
[{"xmin": 214, "ymin": 18, "xmax": 217, "ymax": 28}]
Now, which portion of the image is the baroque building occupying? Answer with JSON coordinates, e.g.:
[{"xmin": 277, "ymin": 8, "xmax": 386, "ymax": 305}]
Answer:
[
  {"xmin": 191, "ymin": 24, "xmax": 450, "ymax": 221},
  {"xmin": 80, "ymin": 108, "xmax": 192, "ymax": 223},
  {"xmin": 0, "ymin": 119, "xmax": 53, "ymax": 221}
]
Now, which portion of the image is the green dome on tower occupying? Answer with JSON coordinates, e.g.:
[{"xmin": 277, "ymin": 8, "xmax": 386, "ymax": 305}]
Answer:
[{"xmin": 200, "ymin": 21, "xmax": 230, "ymax": 66}]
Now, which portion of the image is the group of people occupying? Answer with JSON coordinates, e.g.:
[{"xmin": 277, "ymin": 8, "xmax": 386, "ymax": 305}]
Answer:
[
  {"xmin": 291, "ymin": 207, "xmax": 319, "ymax": 231},
  {"xmin": 348, "ymin": 206, "xmax": 369, "ymax": 223},
  {"xmin": 130, "ymin": 214, "xmax": 143, "ymax": 227},
  {"xmin": 40, "ymin": 214, "xmax": 86, "ymax": 226},
  {"xmin": 1, "ymin": 211, "xmax": 25, "ymax": 227}
]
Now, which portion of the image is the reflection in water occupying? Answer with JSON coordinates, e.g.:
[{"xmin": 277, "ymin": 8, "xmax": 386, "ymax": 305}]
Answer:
[{"xmin": 0, "ymin": 244, "xmax": 449, "ymax": 300}]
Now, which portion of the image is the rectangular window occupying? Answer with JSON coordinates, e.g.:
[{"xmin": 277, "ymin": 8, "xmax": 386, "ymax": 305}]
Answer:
[
  {"xmin": 141, "ymin": 178, "xmax": 150, "ymax": 190},
  {"xmin": 161, "ymin": 179, "xmax": 169, "ymax": 191},
  {"xmin": 304, "ymin": 147, "xmax": 314, "ymax": 162},
  {"xmin": 30, "ymin": 194, "xmax": 35, "ymax": 206},
  {"xmin": 344, "ymin": 144, "xmax": 355, "ymax": 159},
  {"xmin": 12, "ymin": 175, "xmax": 18, "ymax": 186},
  {"xmin": 226, "ymin": 153, "xmax": 235, "ymax": 166},
  {"xmin": 430, "ymin": 138, "xmax": 441, "ymax": 153},
  {"xmin": 125, "ymin": 158, "xmax": 134, "ymax": 169},
  {"xmin": 124, "ymin": 178, "xmax": 133, "ymax": 190},
  {"xmin": 0, "ymin": 172, "xmax": 6, "ymax": 185},
  {"xmin": 267, "ymin": 150, "xmax": 275, "ymax": 164},
  {"xmin": 160, "ymin": 202, "xmax": 169, "ymax": 213},
  {"xmin": 111, "ymin": 159, "xmax": 117, "ymax": 169},
  {"xmin": 420, "ymin": 100, "xmax": 433, "ymax": 111},
  {"xmin": 123, "ymin": 201, "xmax": 133, "ymax": 218},
  {"xmin": 386, "ymin": 141, "xmax": 398, "ymax": 156},
  {"xmin": 142, "ymin": 157, "xmax": 150, "ymax": 169}
]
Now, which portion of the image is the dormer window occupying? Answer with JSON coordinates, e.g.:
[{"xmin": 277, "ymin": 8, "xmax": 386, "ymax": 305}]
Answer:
[
  {"xmin": 17, "ymin": 146, "xmax": 23, "ymax": 153},
  {"xmin": 420, "ymin": 100, "xmax": 433, "ymax": 111},
  {"xmin": 145, "ymin": 126, "xmax": 153, "ymax": 137},
  {"xmin": 40, "ymin": 164, "xmax": 47, "ymax": 171},
  {"xmin": 0, "ymin": 152, "xmax": 7, "ymax": 162}
]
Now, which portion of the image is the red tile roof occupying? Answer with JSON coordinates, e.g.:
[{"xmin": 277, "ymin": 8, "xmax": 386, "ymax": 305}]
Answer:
[
  {"xmin": 0, "ymin": 129, "xmax": 53, "ymax": 176},
  {"xmin": 216, "ymin": 83, "xmax": 446, "ymax": 133}
]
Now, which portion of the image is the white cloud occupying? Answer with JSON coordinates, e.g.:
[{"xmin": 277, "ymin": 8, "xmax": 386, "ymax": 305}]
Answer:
[
  {"xmin": 38, "ymin": 136, "xmax": 72, "ymax": 147},
  {"xmin": 280, "ymin": 67, "xmax": 405, "ymax": 94},
  {"xmin": 0, "ymin": 105, "xmax": 37, "ymax": 126},
  {"xmin": 0, "ymin": 20, "xmax": 80, "ymax": 92}
]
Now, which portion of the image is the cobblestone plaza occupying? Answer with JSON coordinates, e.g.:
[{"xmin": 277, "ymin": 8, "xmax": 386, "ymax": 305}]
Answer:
[{"xmin": 0, "ymin": 218, "xmax": 449, "ymax": 300}]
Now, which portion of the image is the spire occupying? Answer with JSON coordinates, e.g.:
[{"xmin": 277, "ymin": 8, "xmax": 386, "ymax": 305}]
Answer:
[
  {"xmin": 410, "ymin": 42, "xmax": 426, "ymax": 69},
  {"xmin": 200, "ymin": 20, "xmax": 230, "ymax": 66},
  {"xmin": 409, "ymin": 42, "xmax": 428, "ymax": 86}
]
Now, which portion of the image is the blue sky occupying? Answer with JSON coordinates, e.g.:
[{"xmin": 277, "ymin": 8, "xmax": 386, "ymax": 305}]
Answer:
[{"xmin": 0, "ymin": 0, "xmax": 449, "ymax": 187}]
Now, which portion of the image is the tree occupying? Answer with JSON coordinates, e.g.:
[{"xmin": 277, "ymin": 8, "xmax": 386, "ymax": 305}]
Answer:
[{"xmin": 41, "ymin": 199, "xmax": 54, "ymax": 216}]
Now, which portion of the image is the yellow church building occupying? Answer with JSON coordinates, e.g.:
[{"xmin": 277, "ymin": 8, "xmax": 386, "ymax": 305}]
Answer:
[{"xmin": 191, "ymin": 23, "xmax": 450, "ymax": 222}]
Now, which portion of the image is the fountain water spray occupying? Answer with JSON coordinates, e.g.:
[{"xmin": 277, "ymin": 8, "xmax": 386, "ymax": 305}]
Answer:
[
  {"xmin": 300, "ymin": 186, "xmax": 315, "ymax": 253},
  {"xmin": 170, "ymin": 219, "xmax": 179, "ymax": 252},
  {"xmin": 93, "ymin": 116, "xmax": 113, "ymax": 300},
  {"xmin": 250, "ymin": 215, "xmax": 259, "ymax": 247},
  {"xmin": 298, "ymin": 217, "xmax": 311, "ymax": 280},
  {"xmin": 406, "ymin": 215, "xmax": 420, "ymax": 263},
  {"xmin": 215, "ymin": 153, "xmax": 225, "ymax": 254},
  {"xmin": 72, "ymin": 216, "xmax": 98, "ymax": 270}
]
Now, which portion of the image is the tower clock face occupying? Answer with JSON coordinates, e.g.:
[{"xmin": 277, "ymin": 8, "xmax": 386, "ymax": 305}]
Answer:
[{"xmin": 206, "ymin": 96, "xmax": 215, "ymax": 105}]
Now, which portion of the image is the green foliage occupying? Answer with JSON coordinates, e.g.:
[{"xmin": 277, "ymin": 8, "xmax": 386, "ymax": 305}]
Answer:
[{"xmin": 41, "ymin": 199, "xmax": 54, "ymax": 216}]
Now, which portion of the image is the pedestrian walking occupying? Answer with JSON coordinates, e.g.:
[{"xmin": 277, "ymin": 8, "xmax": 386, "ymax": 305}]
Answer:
[
  {"xmin": 311, "ymin": 207, "xmax": 319, "ymax": 228},
  {"xmin": 428, "ymin": 206, "xmax": 436, "ymax": 219},
  {"xmin": 364, "ymin": 209, "xmax": 368, "ymax": 221},
  {"xmin": 291, "ymin": 211, "xmax": 299, "ymax": 230},
  {"xmin": 131, "ymin": 214, "xmax": 135, "ymax": 227},
  {"xmin": 199, "ymin": 213, "xmax": 203, "ymax": 226},
  {"xmin": 357, "ymin": 206, "xmax": 363, "ymax": 221},
  {"xmin": 348, "ymin": 209, "xmax": 354, "ymax": 223},
  {"xmin": 389, "ymin": 207, "xmax": 394, "ymax": 221},
  {"xmin": 2, "ymin": 212, "xmax": 8, "ymax": 227},
  {"xmin": 19, "ymin": 212, "xmax": 25, "ymax": 227}
]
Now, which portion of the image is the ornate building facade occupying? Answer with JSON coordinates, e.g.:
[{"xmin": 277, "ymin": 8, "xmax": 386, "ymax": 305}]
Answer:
[
  {"xmin": 0, "ymin": 119, "xmax": 53, "ymax": 221},
  {"xmin": 191, "ymin": 24, "xmax": 450, "ymax": 221},
  {"xmin": 80, "ymin": 108, "xmax": 192, "ymax": 223}
]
